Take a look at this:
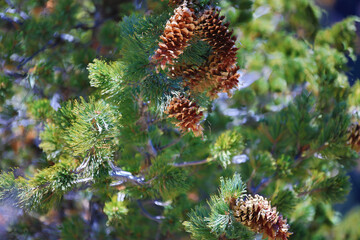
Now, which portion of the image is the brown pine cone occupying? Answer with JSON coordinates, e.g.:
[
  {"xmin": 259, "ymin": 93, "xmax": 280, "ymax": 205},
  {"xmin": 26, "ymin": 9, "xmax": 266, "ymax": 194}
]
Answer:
[
  {"xmin": 165, "ymin": 96, "xmax": 203, "ymax": 137},
  {"xmin": 348, "ymin": 122, "xmax": 360, "ymax": 152},
  {"xmin": 230, "ymin": 194, "xmax": 292, "ymax": 240},
  {"xmin": 152, "ymin": 3, "xmax": 196, "ymax": 70},
  {"xmin": 195, "ymin": 8, "xmax": 240, "ymax": 97},
  {"xmin": 197, "ymin": 8, "xmax": 238, "ymax": 65}
]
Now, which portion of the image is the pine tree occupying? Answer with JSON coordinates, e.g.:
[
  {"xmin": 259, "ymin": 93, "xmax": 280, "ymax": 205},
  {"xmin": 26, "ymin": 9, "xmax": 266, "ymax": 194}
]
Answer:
[{"xmin": 0, "ymin": 0, "xmax": 359, "ymax": 239}]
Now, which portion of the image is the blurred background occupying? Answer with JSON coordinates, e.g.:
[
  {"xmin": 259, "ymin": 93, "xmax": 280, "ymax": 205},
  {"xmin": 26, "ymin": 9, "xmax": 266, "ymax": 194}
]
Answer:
[
  {"xmin": 0, "ymin": 0, "xmax": 359, "ymax": 239},
  {"xmin": 316, "ymin": 0, "xmax": 360, "ymax": 214},
  {"xmin": 317, "ymin": 0, "xmax": 360, "ymax": 86}
]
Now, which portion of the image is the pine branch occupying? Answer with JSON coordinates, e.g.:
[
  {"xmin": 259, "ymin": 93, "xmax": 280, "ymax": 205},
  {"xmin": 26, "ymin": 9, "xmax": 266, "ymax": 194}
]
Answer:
[
  {"xmin": 76, "ymin": 155, "xmax": 92, "ymax": 172},
  {"xmin": 293, "ymin": 143, "xmax": 328, "ymax": 167},
  {"xmin": 297, "ymin": 188, "xmax": 322, "ymax": 197},
  {"xmin": 74, "ymin": 177, "xmax": 94, "ymax": 184},
  {"xmin": 108, "ymin": 161, "xmax": 145, "ymax": 185},
  {"xmin": 17, "ymin": 37, "xmax": 63, "ymax": 69},
  {"xmin": 137, "ymin": 200, "xmax": 165, "ymax": 223},
  {"xmin": 172, "ymin": 158, "xmax": 213, "ymax": 167},
  {"xmin": 158, "ymin": 134, "xmax": 185, "ymax": 151},
  {"xmin": 136, "ymin": 94, "xmax": 158, "ymax": 166},
  {"xmin": 0, "ymin": 14, "xmax": 24, "ymax": 26},
  {"xmin": 252, "ymin": 177, "xmax": 272, "ymax": 193}
]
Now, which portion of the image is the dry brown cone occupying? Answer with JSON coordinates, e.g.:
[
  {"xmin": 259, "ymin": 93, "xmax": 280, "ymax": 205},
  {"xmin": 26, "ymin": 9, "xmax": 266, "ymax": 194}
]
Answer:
[
  {"xmin": 165, "ymin": 95, "xmax": 203, "ymax": 137},
  {"xmin": 196, "ymin": 8, "xmax": 240, "ymax": 97},
  {"xmin": 152, "ymin": 2, "xmax": 196, "ymax": 70},
  {"xmin": 197, "ymin": 8, "xmax": 238, "ymax": 65},
  {"xmin": 230, "ymin": 194, "xmax": 292, "ymax": 240},
  {"xmin": 347, "ymin": 122, "xmax": 360, "ymax": 152}
]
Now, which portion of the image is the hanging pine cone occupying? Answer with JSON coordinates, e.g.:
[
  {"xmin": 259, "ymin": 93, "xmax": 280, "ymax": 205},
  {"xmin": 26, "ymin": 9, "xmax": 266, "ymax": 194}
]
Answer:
[
  {"xmin": 348, "ymin": 122, "xmax": 360, "ymax": 152},
  {"xmin": 197, "ymin": 8, "xmax": 238, "ymax": 66},
  {"xmin": 195, "ymin": 8, "xmax": 240, "ymax": 97},
  {"xmin": 230, "ymin": 194, "xmax": 292, "ymax": 240},
  {"xmin": 152, "ymin": 2, "xmax": 196, "ymax": 70},
  {"xmin": 165, "ymin": 95, "xmax": 203, "ymax": 137}
]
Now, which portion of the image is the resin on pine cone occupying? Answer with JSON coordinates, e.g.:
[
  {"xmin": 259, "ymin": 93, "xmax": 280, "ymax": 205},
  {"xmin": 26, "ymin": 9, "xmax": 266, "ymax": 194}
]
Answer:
[
  {"xmin": 347, "ymin": 122, "xmax": 360, "ymax": 152},
  {"xmin": 152, "ymin": 2, "xmax": 196, "ymax": 70},
  {"xmin": 165, "ymin": 96, "xmax": 203, "ymax": 137},
  {"xmin": 230, "ymin": 194, "xmax": 292, "ymax": 240}
]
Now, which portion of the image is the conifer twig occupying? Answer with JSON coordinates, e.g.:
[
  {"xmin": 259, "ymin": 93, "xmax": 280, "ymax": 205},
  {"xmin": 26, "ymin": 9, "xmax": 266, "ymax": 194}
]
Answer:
[
  {"xmin": 136, "ymin": 93, "xmax": 157, "ymax": 166},
  {"xmin": 246, "ymin": 169, "xmax": 256, "ymax": 194},
  {"xmin": 137, "ymin": 200, "xmax": 165, "ymax": 223},
  {"xmin": 108, "ymin": 161, "xmax": 145, "ymax": 185},
  {"xmin": 17, "ymin": 38, "xmax": 61, "ymax": 69},
  {"xmin": 293, "ymin": 144, "xmax": 328, "ymax": 167},
  {"xmin": 158, "ymin": 133, "xmax": 185, "ymax": 151},
  {"xmin": 172, "ymin": 158, "xmax": 213, "ymax": 167},
  {"xmin": 74, "ymin": 177, "xmax": 94, "ymax": 184},
  {"xmin": 297, "ymin": 188, "xmax": 323, "ymax": 197},
  {"xmin": 253, "ymin": 177, "xmax": 272, "ymax": 193},
  {"xmin": 76, "ymin": 155, "xmax": 91, "ymax": 172}
]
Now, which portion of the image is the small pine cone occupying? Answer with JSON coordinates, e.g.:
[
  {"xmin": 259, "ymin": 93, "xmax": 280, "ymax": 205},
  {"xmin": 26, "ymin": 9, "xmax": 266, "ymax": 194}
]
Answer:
[
  {"xmin": 165, "ymin": 96, "xmax": 203, "ymax": 136},
  {"xmin": 231, "ymin": 194, "xmax": 292, "ymax": 240},
  {"xmin": 152, "ymin": 3, "xmax": 196, "ymax": 70},
  {"xmin": 348, "ymin": 123, "xmax": 360, "ymax": 152}
]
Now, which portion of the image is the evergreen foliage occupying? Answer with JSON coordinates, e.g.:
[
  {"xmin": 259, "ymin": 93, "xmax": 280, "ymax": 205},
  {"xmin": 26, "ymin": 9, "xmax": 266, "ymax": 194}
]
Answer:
[{"xmin": 0, "ymin": 0, "xmax": 359, "ymax": 239}]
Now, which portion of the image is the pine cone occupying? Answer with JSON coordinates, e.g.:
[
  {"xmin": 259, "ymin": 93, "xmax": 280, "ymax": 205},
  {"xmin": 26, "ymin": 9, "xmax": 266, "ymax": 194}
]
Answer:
[
  {"xmin": 230, "ymin": 194, "xmax": 292, "ymax": 240},
  {"xmin": 348, "ymin": 123, "xmax": 360, "ymax": 152},
  {"xmin": 196, "ymin": 8, "xmax": 240, "ymax": 97},
  {"xmin": 197, "ymin": 8, "xmax": 238, "ymax": 66},
  {"xmin": 165, "ymin": 96, "xmax": 203, "ymax": 136},
  {"xmin": 152, "ymin": 3, "xmax": 196, "ymax": 70}
]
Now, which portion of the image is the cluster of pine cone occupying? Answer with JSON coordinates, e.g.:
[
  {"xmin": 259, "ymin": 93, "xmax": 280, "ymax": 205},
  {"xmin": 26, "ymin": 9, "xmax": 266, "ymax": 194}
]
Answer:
[
  {"xmin": 154, "ymin": 1, "xmax": 240, "ymax": 135},
  {"xmin": 153, "ymin": 1, "xmax": 239, "ymax": 97},
  {"xmin": 230, "ymin": 194, "xmax": 292, "ymax": 240}
]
